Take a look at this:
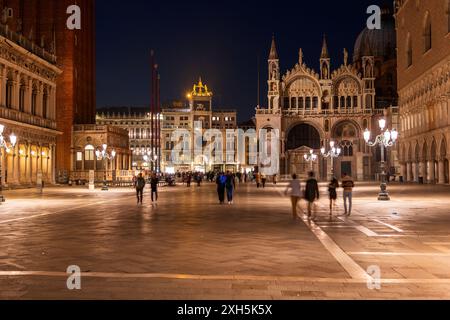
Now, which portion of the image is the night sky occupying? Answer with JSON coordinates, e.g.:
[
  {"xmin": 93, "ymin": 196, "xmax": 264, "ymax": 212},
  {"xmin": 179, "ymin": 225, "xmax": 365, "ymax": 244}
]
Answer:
[{"xmin": 96, "ymin": 0, "xmax": 390, "ymax": 121}]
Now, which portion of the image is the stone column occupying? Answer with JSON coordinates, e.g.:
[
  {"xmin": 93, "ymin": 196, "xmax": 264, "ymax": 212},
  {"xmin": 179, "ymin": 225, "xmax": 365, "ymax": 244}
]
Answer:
[
  {"xmin": 401, "ymin": 163, "xmax": 406, "ymax": 181},
  {"xmin": 51, "ymin": 145, "xmax": 56, "ymax": 184},
  {"xmin": 27, "ymin": 145, "xmax": 33, "ymax": 184},
  {"xmin": 406, "ymin": 162, "xmax": 412, "ymax": 182},
  {"xmin": 438, "ymin": 160, "xmax": 445, "ymax": 184},
  {"xmin": 412, "ymin": 162, "xmax": 418, "ymax": 182},
  {"xmin": 13, "ymin": 144, "xmax": 19, "ymax": 184},
  {"xmin": 428, "ymin": 160, "xmax": 435, "ymax": 184},
  {"xmin": 0, "ymin": 148, "xmax": 5, "ymax": 187}
]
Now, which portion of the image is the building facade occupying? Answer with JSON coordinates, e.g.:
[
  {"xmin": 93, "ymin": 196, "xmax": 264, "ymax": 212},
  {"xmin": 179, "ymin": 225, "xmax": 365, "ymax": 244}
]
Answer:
[
  {"xmin": 256, "ymin": 12, "xmax": 399, "ymax": 181},
  {"xmin": 161, "ymin": 79, "xmax": 238, "ymax": 173},
  {"xmin": 0, "ymin": 21, "xmax": 61, "ymax": 187},
  {"xmin": 70, "ymin": 124, "xmax": 132, "ymax": 183},
  {"xmin": 395, "ymin": 0, "xmax": 450, "ymax": 184},
  {"xmin": 0, "ymin": 0, "xmax": 97, "ymax": 182},
  {"xmin": 96, "ymin": 107, "xmax": 158, "ymax": 171}
]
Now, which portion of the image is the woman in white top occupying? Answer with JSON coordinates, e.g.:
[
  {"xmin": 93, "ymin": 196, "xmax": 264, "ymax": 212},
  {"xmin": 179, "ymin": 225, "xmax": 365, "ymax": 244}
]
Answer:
[{"xmin": 285, "ymin": 174, "xmax": 302, "ymax": 220}]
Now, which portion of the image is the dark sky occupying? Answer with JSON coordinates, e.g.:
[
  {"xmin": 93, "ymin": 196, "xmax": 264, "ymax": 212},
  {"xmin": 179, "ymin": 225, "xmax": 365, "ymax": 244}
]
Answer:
[{"xmin": 96, "ymin": 0, "xmax": 389, "ymax": 121}]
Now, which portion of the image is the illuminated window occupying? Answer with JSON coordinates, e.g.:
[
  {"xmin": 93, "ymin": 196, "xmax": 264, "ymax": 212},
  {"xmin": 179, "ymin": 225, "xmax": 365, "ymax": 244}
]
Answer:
[{"xmin": 76, "ymin": 152, "xmax": 83, "ymax": 161}]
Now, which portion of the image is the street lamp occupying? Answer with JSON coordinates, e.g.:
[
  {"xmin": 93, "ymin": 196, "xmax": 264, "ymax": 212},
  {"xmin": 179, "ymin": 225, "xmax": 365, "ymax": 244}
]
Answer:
[
  {"xmin": 364, "ymin": 118, "xmax": 398, "ymax": 201},
  {"xmin": 303, "ymin": 150, "xmax": 318, "ymax": 171},
  {"xmin": 95, "ymin": 144, "xmax": 116, "ymax": 191},
  {"xmin": 0, "ymin": 124, "xmax": 17, "ymax": 203},
  {"xmin": 321, "ymin": 141, "xmax": 342, "ymax": 178}
]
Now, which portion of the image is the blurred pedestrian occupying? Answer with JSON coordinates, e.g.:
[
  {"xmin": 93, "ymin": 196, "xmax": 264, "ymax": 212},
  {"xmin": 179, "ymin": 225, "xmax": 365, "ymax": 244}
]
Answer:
[
  {"xmin": 135, "ymin": 173, "xmax": 146, "ymax": 205},
  {"xmin": 225, "ymin": 171, "xmax": 235, "ymax": 204},
  {"xmin": 285, "ymin": 174, "xmax": 302, "ymax": 220},
  {"xmin": 150, "ymin": 173, "xmax": 159, "ymax": 203},
  {"xmin": 261, "ymin": 173, "xmax": 267, "ymax": 188},
  {"xmin": 341, "ymin": 173, "xmax": 355, "ymax": 216},
  {"xmin": 328, "ymin": 177, "xmax": 339, "ymax": 216},
  {"xmin": 216, "ymin": 172, "xmax": 226, "ymax": 204},
  {"xmin": 273, "ymin": 174, "xmax": 278, "ymax": 185},
  {"xmin": 304, "ymin": 171, "xmax": 319, "ymax": 220},
  {"xmin": 255, "ymin": 172, "xmax": 261, "ymax": 188}
]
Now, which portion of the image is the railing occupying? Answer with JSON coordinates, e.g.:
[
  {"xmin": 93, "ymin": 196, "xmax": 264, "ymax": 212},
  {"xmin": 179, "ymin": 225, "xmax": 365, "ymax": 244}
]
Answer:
[
  {"xmin": 0, "ymin": 23, "xmax": 57, "ymax": 64},
  {"xmin": 73, "ymin": 124, "xmax": 129, "ymax": 136},
  {"xmin": 0, "ymin": 106, "xmax": 57, "ymax": 129}
]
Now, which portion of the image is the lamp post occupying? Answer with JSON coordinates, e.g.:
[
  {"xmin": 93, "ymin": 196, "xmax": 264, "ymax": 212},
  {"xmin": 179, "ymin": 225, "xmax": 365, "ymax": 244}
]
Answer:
[
  {"xmin": 303, "ymin": 150, "xmax": 318, "ymax": 172},
  {"xmin": 0, "ymin": 124, "xmax": 17, "ymax": 203},
  {"xmin": 321, "ymin": 141, "xmax": 342, "ymax": 178},
  {"xmin": 96, "ymin": 144, "xmax": 116, "ymax": 191},
  {"xmin": 364, "ymin": 118, "xmax": 398, "ymax": 201}
]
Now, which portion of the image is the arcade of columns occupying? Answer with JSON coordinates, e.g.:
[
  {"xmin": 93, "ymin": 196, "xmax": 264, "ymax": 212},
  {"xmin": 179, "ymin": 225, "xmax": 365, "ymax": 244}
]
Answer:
[
  {"xmin": 399, "ymin": 59, "xmax": 450, "ymax": 184},
  {"xmin": 0, "ymin": 37, "xmax": 60, "ymax": 187}
]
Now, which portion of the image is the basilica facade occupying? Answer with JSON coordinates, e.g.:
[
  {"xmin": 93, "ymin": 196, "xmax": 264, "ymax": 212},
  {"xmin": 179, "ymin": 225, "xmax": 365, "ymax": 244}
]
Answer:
[{"xmin": 256, "ymin": 9, "xmax": 399, "ymax": 181}]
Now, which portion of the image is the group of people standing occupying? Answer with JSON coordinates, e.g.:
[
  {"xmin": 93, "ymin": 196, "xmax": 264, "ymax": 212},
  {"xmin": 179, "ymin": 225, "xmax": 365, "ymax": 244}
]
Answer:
[{"xmin": 285, "ymin": 172, "xmax": 355, "ymax": 221}]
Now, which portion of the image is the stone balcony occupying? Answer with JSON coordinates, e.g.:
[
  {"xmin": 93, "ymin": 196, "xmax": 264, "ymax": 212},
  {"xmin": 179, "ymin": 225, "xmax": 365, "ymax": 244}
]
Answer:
[{"xmin": 0, "ymin": 105, "xmax": 57, "ymax": 130}]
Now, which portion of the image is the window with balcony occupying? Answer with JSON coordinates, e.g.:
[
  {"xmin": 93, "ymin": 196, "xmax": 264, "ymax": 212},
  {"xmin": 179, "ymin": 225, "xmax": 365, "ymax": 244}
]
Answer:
[
  {"xmin": 31, "ymin": 86, "xmax": 37, "ymax": 116},
  {"xmin": 6, "ymin": 79, "xmax": 13, "ymax": 109},
  {"xmin": 19, "ymin": 83, "xmax": 26, "ymax": 112},
  {"xmin": 42, "ymin": 88, "xmax": 48, "ymax": 119}
]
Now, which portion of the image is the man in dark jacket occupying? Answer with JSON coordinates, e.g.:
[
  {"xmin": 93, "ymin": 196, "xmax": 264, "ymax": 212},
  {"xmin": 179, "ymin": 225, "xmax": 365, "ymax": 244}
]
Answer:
[
  {"xmin": 216, "ymin": 172, "xmax": 226, "ymax": 204},
  {"xmin": 150, "ymin": 173, "xmax": 159, "ymax": 202},
  {"xmin": 304, "ymin": 171, "xmax": 320, "ymax": 220},
  {"xmin": 136, "ymin": 173, "xmax": 146, "ymax": 204}
]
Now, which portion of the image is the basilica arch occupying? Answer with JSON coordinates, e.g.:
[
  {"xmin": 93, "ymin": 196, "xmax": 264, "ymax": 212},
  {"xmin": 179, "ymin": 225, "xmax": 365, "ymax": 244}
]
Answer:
[{"xmin": 285, "ymin": 123, "xmax": 322, "ymax": 178}]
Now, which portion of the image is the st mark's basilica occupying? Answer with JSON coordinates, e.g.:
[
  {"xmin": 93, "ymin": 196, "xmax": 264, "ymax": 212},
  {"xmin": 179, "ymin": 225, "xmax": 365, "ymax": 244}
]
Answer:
[{"xmin": 256, "ymin": 7, "xmax": 399, "ymax": 181}]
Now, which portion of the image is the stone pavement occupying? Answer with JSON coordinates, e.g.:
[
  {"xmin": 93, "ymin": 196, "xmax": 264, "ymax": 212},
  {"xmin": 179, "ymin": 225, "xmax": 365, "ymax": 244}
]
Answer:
[{"xmin": 0, "ymin": 181, "xmax": 450, "ymax": 299}]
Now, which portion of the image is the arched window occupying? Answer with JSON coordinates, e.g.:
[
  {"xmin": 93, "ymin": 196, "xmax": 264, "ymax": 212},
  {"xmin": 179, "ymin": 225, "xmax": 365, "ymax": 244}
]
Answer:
[
  {"xmin": 353, "ymin": 96, "xmax": 358, "ymax": 108},
  {"xmin": 42, "ymin": 88, "xmax": 48, "ymax": 119},
  {"xmin": 305, "ymin": 97, "xmax": 311, "ymax": 109},
  {"xmin": 423, "ymin": 12, "xmax": 432, "ymax": 52},
  {"xmin": 84, "ymin": 145, "xmax": 95, "ymax": 170},
  {"xmin": 298, "ymin": 97, "xmax": 304, "ymax": 109},
  {"xmin": 406, "ymin": 34, "xmax": 413, "ymax": 67},
  {"xmin": 291, "ymin": 97, "xmax": 297, "ymax": 109},
  {"xmin": 340, "ymin": 96, "xmax": 345, "ymax": 109},
  {"xmin": 313, "ymin": 97, "xmax": 319, "ymax": 109},
  {"xmin": 346, "ymin": 96, "xmax": 352, "ymax": 109},
  {"xmin": 31, "ymin": 85, "xmax": 37, "ymax": 116},
  {"xmin": 333, "ymin": 96, "xmax": 339, "ymax": 109},
  {"xmin": 19, "ymin": 82, "xmax": 26, "ymax": 112},
  {"xmin": 341, "ymin": 141, "xmax": 354, "ymax": 157},
  {"xmin": 6, "ymin": 77, "xmax": 13, "ymax": 109}
]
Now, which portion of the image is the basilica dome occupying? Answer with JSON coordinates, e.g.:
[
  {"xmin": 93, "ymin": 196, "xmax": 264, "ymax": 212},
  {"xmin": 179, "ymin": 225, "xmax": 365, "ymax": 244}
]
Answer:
[{"xmin": 353, "ymin": 7, "xmax": 396, "ymax": 62}]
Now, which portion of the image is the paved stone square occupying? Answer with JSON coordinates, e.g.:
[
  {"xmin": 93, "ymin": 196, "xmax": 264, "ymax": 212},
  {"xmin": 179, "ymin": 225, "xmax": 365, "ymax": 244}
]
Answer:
[{"xmin": 0, "ymin": 181, "xmax": 450, "ymax": 299}]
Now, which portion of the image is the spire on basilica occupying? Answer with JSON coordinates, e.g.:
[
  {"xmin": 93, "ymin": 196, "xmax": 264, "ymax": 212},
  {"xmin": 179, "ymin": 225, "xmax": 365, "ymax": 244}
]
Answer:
[
  {"xmin": 269, "ymin": 34, "xmax": 279, "ymax": 60},
  {"xmin": 321, "ymin": 34, "xmax": 330, "ymax": 59}
]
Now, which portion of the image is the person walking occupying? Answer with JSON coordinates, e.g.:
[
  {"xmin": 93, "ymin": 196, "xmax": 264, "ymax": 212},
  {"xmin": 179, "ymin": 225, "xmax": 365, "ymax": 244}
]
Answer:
[
  {"xmin": 261, "ymin": 173, "xmax": 267, "ymax": 188},
  {"xmin": 186, "ymin": 173, "xmax": 192, "ymax": 187},
  {"xmin": 150, "ymin": 173, "xmax": 159, "ymax": 203},
  {"xmin": 135, "ymin": 173, "xmax": 146, "ymax": 205},
  {"xmin": 304, "ymin": 171, "xmax": 320, "ymax": 220},
  {"xmin": 255, "ymin": 172, "xmax": 261, "ymax": 188},
  {"xmin": 328, "ymin": 177, "xmax": 340, "ymax": 216},
  {"xmin": 285, "ymin": 174, "xmax": 302, "ymax": 220},
  {"xmin": 225, "ymin": 171, "xmax": 235, "ymax": 204},
  {"xmin": 216, "ymin": 172, "xmax": 226, "ymax": 204},
  {"xmin": 341, "ymin": 173, "xmax": 355, "ymax": 216},
  {"xmin": 273, "ymin": 174, "xmax": 278, "ymax": 185}
]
